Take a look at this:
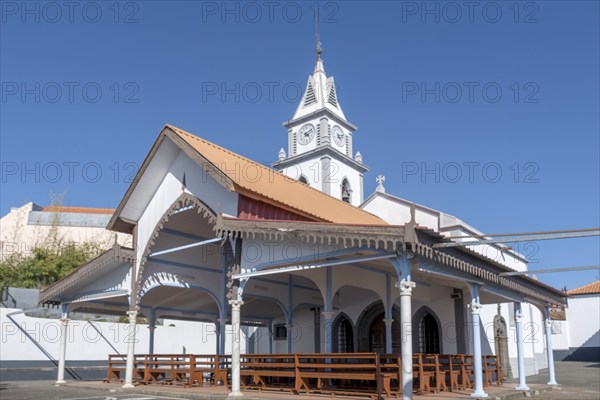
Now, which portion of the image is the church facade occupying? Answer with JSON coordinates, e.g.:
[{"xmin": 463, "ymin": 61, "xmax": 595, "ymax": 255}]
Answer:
[{"xmin": 40, "ymin": 47, "xmax": 566, "ymax": 399}]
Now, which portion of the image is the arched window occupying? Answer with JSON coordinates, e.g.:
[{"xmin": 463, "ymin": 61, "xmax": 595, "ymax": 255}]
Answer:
[
  {"xmin": 337, "ymin": 316, "xmax": 354, "ymax": 353},
  {"xmin": 341, "ymin": 179, "xmax": 352, "ymax": 203},
  {"xmin": 298, "ymin": 175, "xmax": 308, "ymax": 184},
  {"xmin": 418, "ymin": 313, "xmax": 440, "ymax": 354}
]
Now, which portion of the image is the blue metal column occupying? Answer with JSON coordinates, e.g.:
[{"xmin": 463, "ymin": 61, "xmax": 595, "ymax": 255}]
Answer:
[
  {"xmin": 543, "ymin": 306, "xmax": 558, "ymax": 385},
  {"xmin": 287, "ymin": 276, "xmax": 293, "ymax": 353},
  {"xmin": 218, "ymin": 318, "xmax": 227, "ymax": 355},
  {"xmin": 220, "ymin": 241, "xmax": 230, "ymax": 355},
  {"xmin": 268, "ymin": 320, "xmax": 273, "ymax": 354},
  {"xmin": 514, "ymin": 302, "xmax": 529, "ymax": 391},
  {"xmin": 323, "ymin": 267, "xmax": 333, "ymax": 353},
  {"xmin": 384, "ymin": 273, "xmax": 393, "ymax": 353},
  {"xmin": 469, "ymin": 284, "xmax": 488, "ymax": 398},
  {"xmin": 148, "ymin": 308, "xmax": 156, "ymax": 355}
]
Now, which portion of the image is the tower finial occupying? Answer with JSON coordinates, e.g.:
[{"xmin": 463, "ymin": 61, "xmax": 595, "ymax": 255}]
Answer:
[{"xmin": 315, "ymin": 10, "xmax": 322, "ymax": 62}]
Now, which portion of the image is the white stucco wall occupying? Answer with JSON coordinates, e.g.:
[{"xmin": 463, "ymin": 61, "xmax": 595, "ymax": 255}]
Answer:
[
  {"xmin": 362, "ymin": 192, "xmax": 528, "ymax": 271},
  {"xmin": 279, "ymin": 156, "xmax": 364, "ymax": 206},
  {"xmin": 566, "ymin": 294, "xmax": 600, "ymax": 349},
  {"xmin": 0, "ymin": 309, "xmax": 251, "ymax": 362}
]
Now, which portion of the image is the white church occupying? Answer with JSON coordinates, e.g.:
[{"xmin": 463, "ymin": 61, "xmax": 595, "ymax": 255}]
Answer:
[{"xmin": 39, "ymin": 44, "xmax": 566, "ymax": 399}]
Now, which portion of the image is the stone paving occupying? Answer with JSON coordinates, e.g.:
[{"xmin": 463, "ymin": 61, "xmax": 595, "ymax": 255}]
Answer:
[{"xmin": 0, "ymin": 361, "xmax": 598, "ymax": 400}]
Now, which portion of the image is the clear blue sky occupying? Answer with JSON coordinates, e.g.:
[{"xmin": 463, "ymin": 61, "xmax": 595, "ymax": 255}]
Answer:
[{"xmin": 1, "ymin": 1, "xmax": 598, "ymax": 291}]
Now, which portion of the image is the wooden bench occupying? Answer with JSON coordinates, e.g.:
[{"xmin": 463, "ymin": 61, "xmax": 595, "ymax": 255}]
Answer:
[
  {"xmin": 379, "ymin": 354, "xmax": 402, "ymax": 392},
  {"xmin": 412, "ymin": 354, "xmax": 434, "ymax": 394},
  {"xmin": 422, "ymin": 354, "xmax": 447, "ymax": 393},
  {"xmin": 295, "ymin": 353, "xmax": 393, "ymax": 399},
  {"xmin": 239, "ymin": 354, "xmax": 296, "ymax": 389},
  {"xmin": 105, "ymin": 354, "xmax": 144, "ymax": 383},
  {"xmin": 142, "ymin": 354, "xmax": 192, "ymax": 385},
  {"xmin": 189, "ymin": 354, "xmax": 230, "ymax": 386},
  {"xmin": 439, "ymin": 354, "xmax": 464, "ymax": 391},
  {"xmin": 483, "ymin": 355, "xmax": 503, "ymax": 386}
]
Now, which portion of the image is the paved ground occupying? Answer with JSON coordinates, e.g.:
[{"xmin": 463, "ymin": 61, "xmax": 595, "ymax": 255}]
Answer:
[
  {"xmin": 0, "ymin": 361, "xmax": 598, "ymax": 399},
  {"xmin": 0, "ymin": 381, "xmax": 185, "ymax": 400},
  {"xmin": 521, "ymin": 361, "xmax": 600, "ymax": 400}
]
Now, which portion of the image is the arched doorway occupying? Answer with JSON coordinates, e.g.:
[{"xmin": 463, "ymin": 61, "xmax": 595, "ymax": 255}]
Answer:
[
  {"xmin": 341, "ymin": 178, "xmax": 352, "ymax": 203},
  {"xmin": 356, "ymin": 302, "xmax": 401, "ymax": 353},
  {"xmin": 413, "ymin": 306, "xmax": 442, "ymax": 354},
  {"xmin": 494, "ymin": 307, "xmax": 512, "ymax": 378},
  {"xmin": 332, "ymin": 314, "xmax": 354, "ymax": 353}
]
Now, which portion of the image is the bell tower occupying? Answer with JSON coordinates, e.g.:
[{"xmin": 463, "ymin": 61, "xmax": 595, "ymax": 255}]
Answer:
[{"xmin": 273, "ymin": 42, "xmax": 367, "ymax": 206}]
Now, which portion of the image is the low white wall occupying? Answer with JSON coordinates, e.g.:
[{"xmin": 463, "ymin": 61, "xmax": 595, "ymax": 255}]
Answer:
[{"xmin": 0, "ymin": 308, "xmax": 244, "ymax": 363}]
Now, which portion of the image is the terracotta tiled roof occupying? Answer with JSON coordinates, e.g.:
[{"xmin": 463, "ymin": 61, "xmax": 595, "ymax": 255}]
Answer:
[
  {"xmin": 567, "ymin": 280, "xmax": 600, "ymax": 296},
  {"xmin": 168, "ymin": 125, "xmax": 387, "ymax": 226},
  {"xmin": 42, "ymin": 206, "xmax": 115, "ymax": 215}
]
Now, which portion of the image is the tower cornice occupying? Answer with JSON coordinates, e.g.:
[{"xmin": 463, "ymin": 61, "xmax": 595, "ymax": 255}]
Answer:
[
  {"xmin": 283, "ymin": 109, "xmax": 357, "ymax": 132},
  {"xmin": 273, "ymin": 146, "xmax": 368, "ymax": 173}
]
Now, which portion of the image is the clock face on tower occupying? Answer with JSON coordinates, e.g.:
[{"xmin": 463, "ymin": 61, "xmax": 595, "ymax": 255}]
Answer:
[
  {"xmin": 298, "ymin": 124, "xmax": 315, "ymax": 145},
  {"xmin": 332, "ymin": 125, "xmax": 344, "ymax": 147}
]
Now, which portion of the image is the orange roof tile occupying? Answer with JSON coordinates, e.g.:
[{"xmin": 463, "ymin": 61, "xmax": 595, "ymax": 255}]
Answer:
[
  {"xmin": 567, "ymin": 280, "xmax": 600, "ymax": 295},
  {"xmin": 42, "ymin": 206, "xmax": 115, "ymax": 215},
  {"xmin": 167, "ymin": 125, "xmax": 387, "ymax": 226}
]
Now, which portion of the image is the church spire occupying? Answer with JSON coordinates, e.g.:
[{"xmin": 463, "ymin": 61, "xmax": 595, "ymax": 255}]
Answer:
[
  {"xmin": 315, "ymin": 40, "xmax": 324, "ymax": 73},
  {"xmin": 315, "ymin": 18, "xmax": 324, "ymax": 73},
  {"xmin": 275, "ymin": 32, "xmax": 366, "ymax": 206},
  {"xmin": 288, "ymin": 35, "xmax": 346, "ymax": 122}
]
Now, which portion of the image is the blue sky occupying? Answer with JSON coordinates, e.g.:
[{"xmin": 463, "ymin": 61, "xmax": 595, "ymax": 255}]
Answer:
[{"xmin": 1, "ymin": 1, "xmax": 598, "ymax": 290}]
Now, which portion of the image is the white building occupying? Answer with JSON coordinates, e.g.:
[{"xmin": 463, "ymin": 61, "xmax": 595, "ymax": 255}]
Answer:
[
  {"xmin": 0, "ymin": 202, "xmax": 131, "ymax": 261},
  {"xmin": 34, "ymin": 45, "xmax": 565, "ymax": 398},
  {"xmin": 552, "ymin": 280, "xmax": 600, "ymax": 361}
]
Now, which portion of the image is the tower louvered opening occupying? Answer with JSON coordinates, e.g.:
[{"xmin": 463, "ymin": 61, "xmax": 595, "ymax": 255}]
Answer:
[
  {"xmin": 327, "ymin": 84, "xmax": 338, "ymax": 107},
  {"xmin": 303, "ymin": 82, "xmax": 317, "ymax": 106}
]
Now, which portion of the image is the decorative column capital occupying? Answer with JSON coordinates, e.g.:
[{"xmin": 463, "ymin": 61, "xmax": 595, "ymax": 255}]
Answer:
[
  {"xmin": 470, "ymin": 303, "xmax": 483, "ymax": 315},
  {"xmin": 383, "ymin": 318, "xmax": 394, "ymax": 327},
  {"xmin": 396, "ymin": 280, "xmax": 416, "ymax": 295},
  {"xmin": 514, "ymin": 313, "xmax": 524, "ymax": 323},
  {"xmin": 322, "ymin": 311, "xmax": 335, "ymax": 321},
  {"xmin": 229, "ymin": 299, "xmax": 244, "ymax": 309},
  {"xmin": 545, "ymin": 319, "xmax": 552, "ymax": 329},
  {"xmin": 127, "ymin": 310, "xmax": 138, "ymax": 322}
]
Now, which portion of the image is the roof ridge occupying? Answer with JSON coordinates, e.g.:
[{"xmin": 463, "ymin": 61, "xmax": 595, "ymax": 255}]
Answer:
[{"xmin": 168, "ymin": 125, "xmax": 385, "ymax": 219}]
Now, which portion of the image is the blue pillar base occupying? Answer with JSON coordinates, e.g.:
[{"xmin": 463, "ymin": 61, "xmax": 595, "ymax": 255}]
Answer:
[
  {"xmin": 470, "ymin": 391, "xmax": 488, "ymax": 398},
  {"xmin": 515, "ymin": 385, "xmax": 530, "ymax": 391},
  {"xmin": 548, "ymin": 380, "xmax": 558, "ymax": 385}
]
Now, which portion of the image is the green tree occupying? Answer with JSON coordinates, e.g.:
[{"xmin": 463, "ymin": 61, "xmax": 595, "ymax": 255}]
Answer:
[{"xmin": 0, "ymin": 242, "xmax": 101, "ymax": 288}]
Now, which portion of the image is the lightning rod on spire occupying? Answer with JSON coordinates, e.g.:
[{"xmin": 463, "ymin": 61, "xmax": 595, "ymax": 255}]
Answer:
[{"xmin": 315, "ymin": 8, "xmax": 322, "ymax": 61}]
